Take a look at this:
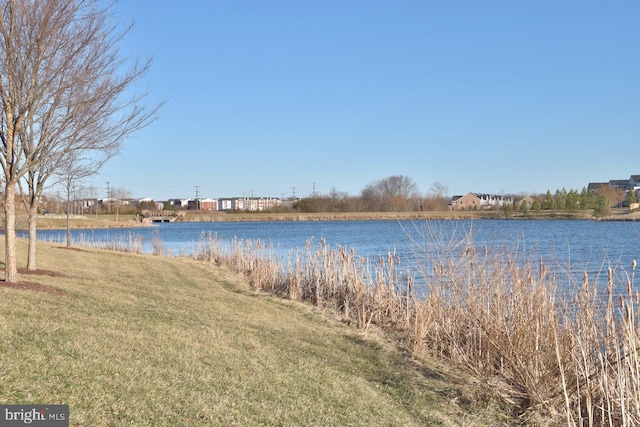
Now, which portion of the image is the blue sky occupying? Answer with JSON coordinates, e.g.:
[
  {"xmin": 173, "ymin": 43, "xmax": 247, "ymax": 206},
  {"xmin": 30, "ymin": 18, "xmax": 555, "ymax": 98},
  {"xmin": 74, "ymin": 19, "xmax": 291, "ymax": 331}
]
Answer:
[{"xmin": 98, "ymin": 1, "xmax": 639, "ymax": 201}]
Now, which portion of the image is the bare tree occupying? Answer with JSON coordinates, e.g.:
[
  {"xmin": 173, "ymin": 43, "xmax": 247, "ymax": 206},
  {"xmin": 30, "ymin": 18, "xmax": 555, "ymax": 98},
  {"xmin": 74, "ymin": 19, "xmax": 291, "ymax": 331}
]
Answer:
[
  {"xmin": 0, "ymin": 0, "xmax": 157, "ymax": 280},
  {"xmin": 424, "ymin": 181, "xmax": 450, "ymax": 211},
  {"xmin": 595, "ymin": 184, "xmax": 626, "ymax": 209},
  {"xmin": 108, "ymin": 186, "xmax": 131, "ymax": 222},
  {"xmin": 361, "ymin": 175, "xmax": 421, "ymax": 211},
  {"xmin": 57, "ymin": 152, "xmax": 100, "ymax": 248}
]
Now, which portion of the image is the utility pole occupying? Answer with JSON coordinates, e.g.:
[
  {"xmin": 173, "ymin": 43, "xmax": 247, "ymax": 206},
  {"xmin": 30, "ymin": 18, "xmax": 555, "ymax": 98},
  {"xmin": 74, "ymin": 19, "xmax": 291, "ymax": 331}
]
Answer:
[
  {"xmin": 312, "ymin": 182, "xmax": 317, "ymax": 198},
  {"xmin": 292, "ymin": 187, "xmax": 297, "ymax": 200},
  {"xmin": 195, "ymin": 185, "xmax": 200, "ymax": 211},
  {"xmin": 106, "ymin": 182, "xmax": 110, "ymax": 214},
  {"xmin": 90, "ymin": 185, "xmax": 98, "ymax": 218}
]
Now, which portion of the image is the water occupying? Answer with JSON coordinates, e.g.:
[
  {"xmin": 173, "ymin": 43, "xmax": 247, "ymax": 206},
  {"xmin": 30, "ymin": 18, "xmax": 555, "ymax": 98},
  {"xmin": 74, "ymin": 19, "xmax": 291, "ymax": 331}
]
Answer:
[{"xmin": 21, "ymin": 219, "xmax": 640, "ymax": 289}]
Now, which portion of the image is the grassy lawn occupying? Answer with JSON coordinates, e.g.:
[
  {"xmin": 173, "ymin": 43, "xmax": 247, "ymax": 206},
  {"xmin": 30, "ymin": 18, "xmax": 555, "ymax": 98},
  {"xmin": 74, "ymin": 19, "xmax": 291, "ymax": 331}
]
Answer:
[{"xmin": 0, "ymin": 239, "xmax": 506, "ymax": 426}]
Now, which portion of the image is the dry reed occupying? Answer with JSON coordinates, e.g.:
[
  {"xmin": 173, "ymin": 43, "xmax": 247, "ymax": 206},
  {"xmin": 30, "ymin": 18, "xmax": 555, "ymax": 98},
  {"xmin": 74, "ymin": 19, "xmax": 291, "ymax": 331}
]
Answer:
[{"xmin": 69, "ymin": 227, "xmax": 640, "ymax": 425}]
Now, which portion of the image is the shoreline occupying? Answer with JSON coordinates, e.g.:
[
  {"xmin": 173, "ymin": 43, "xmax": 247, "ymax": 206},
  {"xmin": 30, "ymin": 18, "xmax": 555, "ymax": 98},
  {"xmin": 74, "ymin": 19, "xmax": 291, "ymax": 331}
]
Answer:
[{"xmin": 15, "ymin": 208, "xmax": 640, "ymax": 231}]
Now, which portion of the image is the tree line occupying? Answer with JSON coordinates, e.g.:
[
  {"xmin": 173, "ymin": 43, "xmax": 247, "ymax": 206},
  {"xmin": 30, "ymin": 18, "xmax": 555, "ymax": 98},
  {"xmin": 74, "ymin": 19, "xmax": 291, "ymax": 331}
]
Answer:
[
  {"xmin": 292, "ymin": 176, "xmax": 627, "ymax": 219},
  {"xmin": 293, "ymin": 176, "xmax": 450, "ymax": 213}
]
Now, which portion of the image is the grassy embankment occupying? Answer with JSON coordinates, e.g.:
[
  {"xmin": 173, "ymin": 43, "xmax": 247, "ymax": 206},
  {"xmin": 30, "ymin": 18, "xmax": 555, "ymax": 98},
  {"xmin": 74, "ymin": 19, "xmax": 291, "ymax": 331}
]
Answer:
[
  {"xmin": 0, "ymin": 239, "xmax": 505, "ymax": 426},
  {"xmin": 22, "ymin": 214, "xmax": 146, "ymax": 230}
]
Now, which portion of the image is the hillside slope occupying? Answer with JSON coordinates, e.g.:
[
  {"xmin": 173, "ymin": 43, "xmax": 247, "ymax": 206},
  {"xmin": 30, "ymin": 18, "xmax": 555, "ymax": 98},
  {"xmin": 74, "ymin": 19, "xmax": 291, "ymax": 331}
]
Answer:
[{"xmin": 0, "ymin": 241, "xmax": 506, "ymax": 426}]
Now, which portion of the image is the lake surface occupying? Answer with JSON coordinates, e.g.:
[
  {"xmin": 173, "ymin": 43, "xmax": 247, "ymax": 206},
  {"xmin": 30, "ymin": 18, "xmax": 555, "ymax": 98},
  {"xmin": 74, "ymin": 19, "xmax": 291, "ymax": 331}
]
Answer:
[{"xmin": 23, "ymin": 219, "xmax": 640, "ymax": 289}]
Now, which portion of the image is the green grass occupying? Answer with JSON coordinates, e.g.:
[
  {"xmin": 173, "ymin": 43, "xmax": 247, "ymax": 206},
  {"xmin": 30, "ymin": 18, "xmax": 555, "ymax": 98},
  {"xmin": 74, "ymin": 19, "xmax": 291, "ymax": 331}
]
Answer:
[{"xmin": 0, "ymin": 239, "xmax": 504, "ymax": 426}]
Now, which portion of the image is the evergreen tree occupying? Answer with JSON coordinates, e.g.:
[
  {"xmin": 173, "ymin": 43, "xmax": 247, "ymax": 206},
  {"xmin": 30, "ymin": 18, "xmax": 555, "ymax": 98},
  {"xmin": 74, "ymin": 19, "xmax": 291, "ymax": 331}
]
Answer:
[
  {"xmin": 580, "ymin": 187, "xmax": 595, "ymax": 210},
  {"xmin": 545, "ymin": 190, "xmax": 556, "ymax": 210},
  {"xmin": 532, "ymin": 199, "xmax": 542, "ymax": 216},
  {"xmin": 502, "ymin": 202, "xmax": 514, "ymax": 218},
  {"xmin": 554, "ymin": 188, "xmax": 567, "ymax": 210},
  {"xmin": 593, "ymin": 195, "xmax": 610, "ymax": 218},
  {"xmin": 565, "ymin": 189, "xmax": 580, "ymax": 212}
]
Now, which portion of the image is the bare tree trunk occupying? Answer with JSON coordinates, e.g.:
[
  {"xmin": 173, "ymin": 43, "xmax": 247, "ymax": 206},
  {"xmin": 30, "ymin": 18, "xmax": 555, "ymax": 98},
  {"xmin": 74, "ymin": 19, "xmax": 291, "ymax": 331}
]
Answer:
[
  {"xmin": 4, "ymin": 181, "xmax": 18, "ymax": 283},
  {"xmin": 26, "ymin": 205, "xmax": 38, "ymax": 270},
  {"xmin": 66, "ymin": 193, "xmax": 72, "ymax": 248}
]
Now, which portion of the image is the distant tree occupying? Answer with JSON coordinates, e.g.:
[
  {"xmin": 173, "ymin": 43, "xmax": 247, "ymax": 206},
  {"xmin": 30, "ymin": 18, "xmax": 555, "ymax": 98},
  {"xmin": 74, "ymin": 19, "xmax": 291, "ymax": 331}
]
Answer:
[
  {"xmin": 579, "ymin": 187, "xmax": 595, "ymax": 210},
  {"xmin": 361, "ymin": 175, "xmax": 420, "ymax": 212},
  {"xmin": 295, "ymin": 188, "xmax": 352, "ymax": 213},
  {"xmin": 565, "ymin": 189, "xmax": 580, "ymax": 212},
  {"xmin": 596, "ymin": 185, "xmax": 625, "ymax": 209},
  {"xmin": 109, "ymin": 187, "xmax": 132, "ymax": 221},
  {"xmin": 502, "ymin": 202, "xmax": 514, "ymax": 218},
  {"xmin": 137, "ymin": 200, "xmax": 160, "ymax": 212},
  {"xmin": 593, "ymin": 194, "xmax": 610, "ymax": 218},
  {"xmin": 328, "ymin": 188, "xmax": 350, "ymax": 212},
  {"xmin": 554, "ymin": 188, "xmax": 568, "ymax": 210},
  {"xmin": 628, "ymin": 189, "xmax": 637, "ymax": 206},
  {"xmin": 423, "ymin": 181, "xmax": 450, "ymax": 211},
  {"xmin": 293, "ymin": 198, "xmax": 317, "ymax": 213},
  {"xmin": 58, "ymin": 152, "xmax": 102, "ymax": 247},
  {"xmin": 532, "ymin": 199, "xmax": 542, "ymax": 216},
  {"xmin": 429, "ymin": 181, "xmax": 449, "ymax": 199},
  {"xmin": 544, "ymin": 190, "xmax": 556, "ymax": 210}
]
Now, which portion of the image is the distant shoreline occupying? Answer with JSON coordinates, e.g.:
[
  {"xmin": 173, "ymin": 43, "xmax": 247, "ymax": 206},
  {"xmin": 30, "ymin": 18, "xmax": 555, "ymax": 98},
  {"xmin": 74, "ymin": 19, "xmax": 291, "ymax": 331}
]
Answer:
[
  {"xmin": 167, "ymin": 209, "xmax": 636, "ymax": 222},
  {"xmin": 22, "ymin": 208, "xmax": 640, "ymax": 230}
]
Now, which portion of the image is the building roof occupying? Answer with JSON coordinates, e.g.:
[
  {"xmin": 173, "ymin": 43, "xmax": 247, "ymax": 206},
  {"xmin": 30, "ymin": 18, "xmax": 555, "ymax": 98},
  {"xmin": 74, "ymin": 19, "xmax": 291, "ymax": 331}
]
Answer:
[
  {"xmin": 609, "ymin": 179, "xmax": 629, "ymax": 187},
  {"xmin": 587, "ymin": 182, "xmax": 607, "ymax": 190}
]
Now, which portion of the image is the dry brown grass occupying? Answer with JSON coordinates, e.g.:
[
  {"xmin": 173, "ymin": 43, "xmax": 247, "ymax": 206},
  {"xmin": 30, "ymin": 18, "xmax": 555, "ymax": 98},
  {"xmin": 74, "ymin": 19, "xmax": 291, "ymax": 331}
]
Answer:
[
  {"xmin": 0, "ymin": 237, "xmax": 507, "ymax": 426},
  {"xmin": 182, "ymin": 209, "xmax": 598, "ymax": 222},
  {"xmin": 194, "ymin": 228, "xmax": 640, "ymax": 425}
]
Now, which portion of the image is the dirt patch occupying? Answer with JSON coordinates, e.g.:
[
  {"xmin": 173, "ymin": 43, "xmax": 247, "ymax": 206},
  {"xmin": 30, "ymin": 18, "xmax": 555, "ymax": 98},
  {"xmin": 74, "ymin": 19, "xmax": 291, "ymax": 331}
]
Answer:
[
  {"xmin": 58, "ymin": 246, "xmax": 85, "ymax": 252},
  {"xmin": 0, "ymin": 280, "xmax": 67, "ymax": 295},
  {"xmin": 18, "ymin": 268, "xmax": 66, "ymax": 278}
]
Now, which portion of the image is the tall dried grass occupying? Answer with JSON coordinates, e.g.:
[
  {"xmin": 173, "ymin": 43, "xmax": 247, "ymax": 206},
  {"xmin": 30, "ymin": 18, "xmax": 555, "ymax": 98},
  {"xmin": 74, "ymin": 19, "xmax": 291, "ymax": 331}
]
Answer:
[
  {"xmin": 67, "ymin": 226, "xmax": 639, "ymax": 424},
  {"xmin": 42, "ymin": 231, "xmax": 146, "ymax": 254},
  {"xmin": 191, "ymin": 229, "xmax": 639, "ymax": 425}
]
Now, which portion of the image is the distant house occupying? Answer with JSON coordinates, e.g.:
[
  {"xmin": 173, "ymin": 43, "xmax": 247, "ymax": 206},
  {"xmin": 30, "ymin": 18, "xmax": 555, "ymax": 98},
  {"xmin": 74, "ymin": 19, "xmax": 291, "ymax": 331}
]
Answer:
[
  {"xmin": 587, "ymin": 183, "xmax": 608, "ymax": 194},
  {"xmin": 450, "ymin": 193, "xmax": 513, "ymax": 211},
  {"xmin": 199, "ymin": 198, "xmax": 218, "ymax": 211},
  {"xmin": 218, "ymin": 198, "xmax": 234, "ymax": 211},
  {"xmin": 188, "ymin": 198, "xmax": 218, "ymax": 211},
  {"xmin": 629, "ymin": 176, "xmax": 640, "ymax": 198},
  {"xmin": 166, "ymin": 195, "xmax": 284, "ymax": 212},
  {"xmin": 233, "ymin": 197, "xmax": 282, "ymax": 211},
  {"xmin": 450, "ymin": 193, "xmax": 481, "ymax": 210},
  {"xmin": 169, "ymin": 198, "xmax": 190, "ymax": 209},
  {"xmin": 609, "ymin": 179, "xmax": 629, "ymax": 191}
]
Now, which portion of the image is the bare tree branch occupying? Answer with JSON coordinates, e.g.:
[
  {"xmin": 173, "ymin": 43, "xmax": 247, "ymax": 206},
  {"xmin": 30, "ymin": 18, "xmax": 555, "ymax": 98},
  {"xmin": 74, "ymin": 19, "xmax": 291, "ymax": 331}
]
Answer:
[{"xmin": 0, "ymin": 0, "xmax": 159, "ymax": 279}]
